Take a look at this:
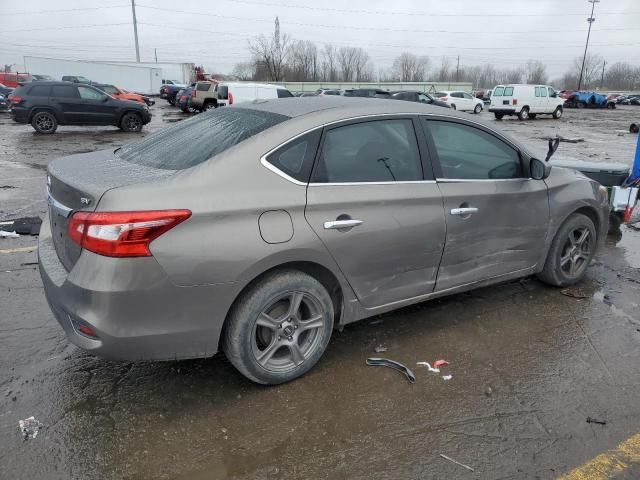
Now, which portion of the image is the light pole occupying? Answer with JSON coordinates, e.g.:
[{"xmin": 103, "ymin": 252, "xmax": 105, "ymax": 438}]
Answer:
[{"xmin": 577, "ymin": 0, "xmax": 599, "ymax": 91}]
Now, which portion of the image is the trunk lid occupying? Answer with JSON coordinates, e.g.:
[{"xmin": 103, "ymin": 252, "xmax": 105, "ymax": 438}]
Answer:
[{"xmin": 47, "ymin": 149, "xmax": 175, "ymax": 271}]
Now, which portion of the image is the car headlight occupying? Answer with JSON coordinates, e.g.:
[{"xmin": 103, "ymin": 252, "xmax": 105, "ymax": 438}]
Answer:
[{"xmin": 598, "ymin": 185, "xmax": 609, "ymax": 204}]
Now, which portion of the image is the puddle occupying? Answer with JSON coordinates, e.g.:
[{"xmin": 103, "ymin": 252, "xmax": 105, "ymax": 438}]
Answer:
[{"xmin": 618, "ymin": 225, "xmax": 640, "ymax": 268}]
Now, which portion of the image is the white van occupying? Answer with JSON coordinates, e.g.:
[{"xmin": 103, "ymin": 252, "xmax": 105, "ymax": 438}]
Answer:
[
  {"xmin": 489, "ymin": 84, "xmax": 564, "ymax": 120},
  {"xmin": 215, "ymin": 82, "xmax": 293, "ymax": 106}
]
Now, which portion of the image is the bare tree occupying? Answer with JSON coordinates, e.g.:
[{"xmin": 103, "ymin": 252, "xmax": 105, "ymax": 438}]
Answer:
[
  {"xmin": 501, "ymin": 68, "xmax": 523, "ymax": 84},
  {"xmin": 392, "ymin": 52, "xmax": 429, "ymax": 82},
  {"xmin": 248, "ymin": 27, "xmax": 291, "ymax": 81},
  {"xmin": 287, "ymin": 40, "xmax": 318, "ymax": 81},
  {"xmin": 320, "ymin": 44, "xmax": 338, "ymax": 82},
  {"xmin": 573, "ymin": 53, "xmax": 603, "ymax": 89},
  {"xmin": 436, "ymin": 57, "xmax": 452, "ymax": 82},
  {"xmin": 604, "ymin": 62, "xmax": 640, "ymax": 90},
  {"xmin": 525, "ymin": 60, "xmax": 548, "ymax": 84},
  {"xmin": 231, "ymin": 62, "xmax": 254, "ymax": 81},
  {"xmin": 353, "ymin": 48, "xmax": 372, "ymax": 81},
  {"xmin": 337, "ymin": 46, "xmax": 359, "ymax": 81}
]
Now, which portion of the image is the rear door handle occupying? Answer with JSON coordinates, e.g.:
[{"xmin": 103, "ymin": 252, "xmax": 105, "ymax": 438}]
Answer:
[
  {"xmin": 450, "ymin": 207, "xmax": 478, "ymax": 216},
  {"xmin": 324, "ymin": 219, "xmax": 363, "ymax": 230}
]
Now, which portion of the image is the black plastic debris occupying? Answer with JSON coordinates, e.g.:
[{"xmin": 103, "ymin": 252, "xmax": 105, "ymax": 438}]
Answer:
[
  {"xmin": 366, "ymin": 358, "xmax": 416, "ymax": 383},
  {"xmin": 586, "ymin": 416, "xmax": 607, "ymax": 425},
  {"xmin": 0, "ymin": 217, "xmax": 42, "ymax": 236}
]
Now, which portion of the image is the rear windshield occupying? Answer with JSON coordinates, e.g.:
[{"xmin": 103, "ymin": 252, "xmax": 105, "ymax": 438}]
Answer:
[
  {"xmin": 115, "ymin": 108, "xmax": 289, "ymax": 170},
  {"xmin": 503, "ymin": 87, "xmax": 514, "ymax": 96},
  {"xmin": 493, "ymin": 87, "xmax": 504, "ymax": 96},
  {"xmin": 196, "ymin": 83, "xmax": 211, "ymax": 91}
]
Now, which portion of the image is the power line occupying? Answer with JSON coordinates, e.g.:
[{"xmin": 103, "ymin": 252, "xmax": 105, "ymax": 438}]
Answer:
[
  {"xmin": 136, "ymin": 4, "xmax": 639, "ymax": 35},
  {"xmin": 0, "ymin": 5, "xmax": 129, "ymax": 16},
  {"xmin": 0, "ymin": 23, "xmax": 130, "ymax": 34}
]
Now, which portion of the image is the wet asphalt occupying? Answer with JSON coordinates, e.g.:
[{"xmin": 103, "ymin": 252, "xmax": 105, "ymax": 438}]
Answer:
[{"xmin": 1, "ymin": 102, "xmax": 640, "ymax": 479}]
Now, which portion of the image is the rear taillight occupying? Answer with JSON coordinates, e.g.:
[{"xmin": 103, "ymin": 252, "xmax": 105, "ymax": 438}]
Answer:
[
  {"xmin": 228, "ymin": 92, "xmax": 234, "ymax": 105},
  {"xmin": 68, "ymin": 210, "xmax": 191, "ymax": 257},
  {"xmin": 9, "ymin": 96, "xmax": 22, "ymax": 104},
  {"xmin": 442, "ymin": 96, "xmax": 448, "ymax": 101},
  {"xmin": 513, "ymin": 99, "xmax": 518, "ymax": 105},
  {"xmin": 191, "ymin": 90, "xmax": 196, "ymax": 97}
]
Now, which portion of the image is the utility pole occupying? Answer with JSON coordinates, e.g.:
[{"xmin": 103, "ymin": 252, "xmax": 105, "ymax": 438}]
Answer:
[
  {"xmin": 577, "ymin": 0, "xmax": 599, "ymax": 91},
  {"xmin": 455, "ymin": 55, "xmax": 460, "ymax": 82},
  {"xmin": 131, "ymin": 0, "xmax": 140, "ymax": 62},
  {"xmin": 600, "ymin": 60, "xmax": 606, "ymax": 89}
]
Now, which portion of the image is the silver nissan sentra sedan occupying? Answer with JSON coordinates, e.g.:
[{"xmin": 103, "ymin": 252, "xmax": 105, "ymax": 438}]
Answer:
[{"xmin": 39, "ymin": 97, "xmax": 609, "ymax": 384}]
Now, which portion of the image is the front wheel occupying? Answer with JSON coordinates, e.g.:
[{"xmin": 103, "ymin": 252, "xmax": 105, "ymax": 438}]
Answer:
[
  {"xmin": 119, "ymin": 112, "xmax": 143, "ymax": 132},
  {"xmin": 223, "ymin": 270, "xmax": 334, "ymax": 385},
  {"xmin": 494, "ymin": 112, "xmax": 504, "ymax": 120},
  {"xmin": 553, "ymin": 107, "xmax": 563, "ymax": 119},
  {"xmin": 473, "ymin": 103, "xmax": 482, "ymax": 114},
  {"xmin": 537, "ymin": 213, "xmax": 597, "ymax": 287}
]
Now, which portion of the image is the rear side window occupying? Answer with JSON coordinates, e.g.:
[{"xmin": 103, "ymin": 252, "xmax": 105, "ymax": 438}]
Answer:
[
  {"xmin": 29, "ymin": 85, "xmax": 50, "ymax": 96},
  {"xmin": 428, "ymin": 120, "xmax": 522, "ymax": 180},
  {"xmin": 51, "ymin": 86, "xmax": 79, "ymax": 98},
  {"xmin": 196, "ymin": 83, "xmax": 211, "ymax": 91},
  {"xmin": 503, "ymin": 87, "xmax": 514, "ymax": 96},
  {"xmin": 493, "ymin": 87, "xmax": 504, "ymax": 96},
  {"xmin": 539, "ymin": 87, "xmax": 547, "ymax": 97},
  {"xmin": 116, "ymin": 108, "xmax": 289, "ymax": 170},
  {"xmin": 311, "ymin": 119, "xmax": 423, "ymax": 183},
  {"xmin": 277, "ymin": 89, "xmax": 293, "ymax": 98},
  {"xmin": 266, "ymin": 130, "xmax": 321, "ymax": 182}
]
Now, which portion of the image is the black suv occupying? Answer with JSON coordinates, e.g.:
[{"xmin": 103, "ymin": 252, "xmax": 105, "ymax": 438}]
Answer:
[
  {"xmin": 391, "ymin": 91, "xmax": 450, "ymax": 108},
  {"xmin": 9, "ymin": 81, "xmax": 151, "ymax": 133}
]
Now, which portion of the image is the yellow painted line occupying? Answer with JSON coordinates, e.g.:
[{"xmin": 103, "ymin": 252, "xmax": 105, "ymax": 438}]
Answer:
[
  {"xmin": 0, "ymin": 246, "xmax": 37, "ymax": 254},
  {"xmin": 558, "ymin": 432, "xmax": 640, "ymax": 479}
]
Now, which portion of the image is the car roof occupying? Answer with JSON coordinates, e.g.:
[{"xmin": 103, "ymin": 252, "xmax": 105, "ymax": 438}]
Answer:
[{"xmin": 221, "ymin": 82, "xmax": 284, "ymax": 89}]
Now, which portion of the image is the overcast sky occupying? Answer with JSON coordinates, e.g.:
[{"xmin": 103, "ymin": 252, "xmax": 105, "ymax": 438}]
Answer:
[{"xmin": 0, "ymin": 0, "xmax": 638, "ymax": 80}]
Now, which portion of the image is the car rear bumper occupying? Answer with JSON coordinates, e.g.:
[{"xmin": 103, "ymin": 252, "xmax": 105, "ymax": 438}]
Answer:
[
  {"xmin": 38, "ymin": 213, "xmax": 235, "ymax": 361},
  {"xmin": 10, "ymin": 106, "xmax": 28, "ymax": 123}
]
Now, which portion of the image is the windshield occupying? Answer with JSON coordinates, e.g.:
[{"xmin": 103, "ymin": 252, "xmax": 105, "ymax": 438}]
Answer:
[{"xmin": 115, "ymin": 107, "xmax": 289, "ymax": 170}]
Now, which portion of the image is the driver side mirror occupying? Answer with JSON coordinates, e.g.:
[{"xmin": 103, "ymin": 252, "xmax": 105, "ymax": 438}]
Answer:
[
  {"xmin": 530, "ymin": 158, "xmax": 551, "ymax": 180},
  {"xmin": 101, "ymin": 95, "xmax": 109, "ymax": 102}
]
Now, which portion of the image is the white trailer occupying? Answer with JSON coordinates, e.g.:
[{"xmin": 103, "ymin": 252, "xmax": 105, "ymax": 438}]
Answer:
[
  {"xmin": 102, "ymin": 62, "xmax": 195, "ymax": 84},
  {"xmin": 23, "ymin": 56, "xmax": 162, "ymax": 95}
]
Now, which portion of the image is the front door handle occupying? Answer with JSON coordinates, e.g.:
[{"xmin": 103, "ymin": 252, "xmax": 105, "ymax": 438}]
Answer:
[
  {"xmin": 450, "ymin": 207, "xmax": 479, "ymax": 216},
  {"xmin": 324, "ymin": 219, "xmax": 364, "ymax": 230}
]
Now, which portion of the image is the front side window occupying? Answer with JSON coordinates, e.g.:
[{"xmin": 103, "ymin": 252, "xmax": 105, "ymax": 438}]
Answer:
[
  {"xmin": 463, "ymin": 93, "xmax": 473, "ymax": 99},
  {"xmin": 540, "ymin": 87, "xmax": 547, "ymax": 97},
  {"xmin": 277, "ymin": 89, "xmax": 293, "ymax": 98},
  {"xmin": 428, "ymin": 120, "xmax": 522, "ymax": 180},
  {"xmin": 418, "ymin": 93, "xmax": 431, "ymax": 103},
  {"xmin": 78, "ymin": 86, "xmax": 105, "ymax": 100},
  {"xmin": 548, "ymin": 87, "xmax": 556, "ymax": 97},
  {"xmin": 311, "ymin": 119, "xmax": 422, "ymax": 183}
]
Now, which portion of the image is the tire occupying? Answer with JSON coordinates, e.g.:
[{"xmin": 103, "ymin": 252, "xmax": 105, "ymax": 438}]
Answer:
[
  {"xmin": 31, "ymin": 111, "xmax": 58, "ymax": 134},
  {"xmin": 168, "ymin": 98, "xmax": 175, "ymax": 106},
  {"xmin": 608, "ymin": 212, "xmax": 623, "ymax": 235},
  {"xmin": 223, "ymin": 270, "xmax": 334, "ymax": 385},
  {"xmin": 537, "ymin": 213, "xmax": 597, "ymax": 287},
  {"xmin": 576, "ymin": 102, "xmax": 585, "ymax": 109},
  {"xmin": 630, "ymin": 123, "xmax": 639, "ymax": 134},
  {"xmin": 450, "ymin": 104, "xmax": 456, "ymax": 110},
  {"xmin": 119, "ymin": 112, "xmax": 143, "ymax": 132},
  {"xmin": 529, "ymin": 113, "xmax": 537, "ymax": 119},
  {"xmin": 552, "ymin": 107, "xmax": 563, "ymax": 119},
  {"xmin": 517, "ymin": 107, "xmax": 530, "ymax": 121},
  {"xmin": 203, "ymin": 102, "xmax": 216, "ymax": 110},
  {"xmin": 494, "ymin": 112, "xmax": 504, "ymax": 120},
  {"xmin": 180, "ymin": 107, "xmax": 189, "ymax": 113},
  {"xmin": 606, "ymin": 102, "xmax": 615, "ymax": 110},
  {"xmin": 473, "ymin": 103, "xmax": 482, "ymax": 114}
]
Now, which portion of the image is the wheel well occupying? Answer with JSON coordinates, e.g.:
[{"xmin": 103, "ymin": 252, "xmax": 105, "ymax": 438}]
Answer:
[
  {"xmin": 119, "ymin": 110, "xmax": 141, "ymax": 121},
  {"xmin": 573, "ymin": 206, "xmax": 601, "ymax": 238},
  {"xmin": 28, "ymin": 108, "xmax": 57, "ymax": 122},
  {"xmin": 222, "ymin": 262, "xmax": 344, "ymax": 342}
]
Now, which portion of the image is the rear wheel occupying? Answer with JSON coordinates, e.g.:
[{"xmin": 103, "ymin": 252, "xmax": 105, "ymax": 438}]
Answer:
[
  {"xmin": 473, "ymin": 103, "xmax": 482, "ymax": 114},
  {"xmin": 630, "ymin": 123, "xmax": 639, "ymax": 134},
  {"xmin": 203, "ymin": 101, "xmax": 217, "ymax": 110},
  {"xmin": 31, "ymin": 111, "xmax": 58, "ymax": 134},
  {"xmin": 517, "ymin": 107, "xmax": 530, "ymax": 121},
  {"xmin": 223, "ymin": 270, "xmax": 334, "ymax": 385},
  {"xmin": 450, "ymin": 104, "xmax": 456, "ymax": 110},
  {"xmin": 119, "ymin": 112, "xmax": 143, "ymax": 132},
  {"xmin": 552, "ymin": 107, "xmax": 563, "ymax": 119},
  {"xmin": 538, "ymin": 213, "xmax": 597, "ymax": 287},
  {"xmin": 529, "ymin": 113, "xmax": 537, "ymax": 119},
  {"xmin": 494, "ymin": 112, "xmax": 504, "ymax": 120}
]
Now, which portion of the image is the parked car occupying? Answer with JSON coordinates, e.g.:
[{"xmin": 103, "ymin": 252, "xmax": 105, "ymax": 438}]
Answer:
[
  {"xmin": 177, "ymin": 85, "xmax": 195, "ymax": 112},
  {"xmin": 0, "ymin": 72, "xmax": 32, "ymax": 87},
  {"xmin": 483, "ymin": 89, "xmax": 492, "ymax": 103},
  {"xmin": 344, "ymin": 88, "xmax": 391, "ymax": 98},
  {"xmin": 489, "ymin": 84, "xmax": 564, "ymax": 120},
  {"xmin": 317, "ymin": 89, "xmax": 343, "ymax": 96},
  {"xmin": 390, "ymin": 91, "xmax": 449, "ymax": 108},
  {"xmin": 189, "ymin": 81, "xmax": 218, "ymax": 111},
  {"xmin": 0, "ymin": 82, "xmax": 14, "ymax": 98},
  {"xmin": 162, "ymin": 79, "xmax": 182, "ymax": 85},
  {"xmin": 160, "ymin": 84, "xmax": 185, "ymax": 105},
  {"xmin": 0, "ymin": 94, "xmax": 8, "ymax": 111},
  {"xmin": 39, "ymin": 97, "xmax": 608, "ymax": 384},
  {"xmin": 9, "ymin": 81, "xmax": 151, "ymax": 133},
  {"xmin": 31, "ymin": 74, "xmax": 55, "ymax": 81},
  {"xmin": 215, "ymin": 82, "xmax": 294, "ymax": 107},
  {"xmin": 564, "ymin": 91, "xmax": 616, "ymax": 109},
  {"xmin": 94, "ymin": 84, "xmax": 147, "ymax": 105},
  {"xmin": 297, "ymin": 92, "xmax": 318, "ymax": 97},
  {"xmin": 61, "ymin": 75, "xmax": 92, "ymax": 84},
  {"xmin": 434, "ymin": 91, "xmax": 484, "ymax": 113}
]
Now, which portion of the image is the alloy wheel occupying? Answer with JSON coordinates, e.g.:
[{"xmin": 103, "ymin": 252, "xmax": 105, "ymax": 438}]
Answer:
[
  {"xmin": 560, "ymin": 226, "xmax": 592, "ymax": 278},
  {"xmin": 36, "ymin": 114, "xmax": 53, "ymax": 131},
  {"xmin": 251, "ymin": 291, "xmax": 326, "ymax": 373}
]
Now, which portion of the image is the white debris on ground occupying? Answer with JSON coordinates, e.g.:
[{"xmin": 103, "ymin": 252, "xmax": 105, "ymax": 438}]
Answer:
[
  {"xmin": 416, "ymin": 362, "xmax": 440, "ymax": 373},
  {"xmin": 18, "ymin": 417, "xmax": 43, "ymax": 440},
  {"xmin": 0, "ymin": 231, "xmax": 20, "ymax": 238}
]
